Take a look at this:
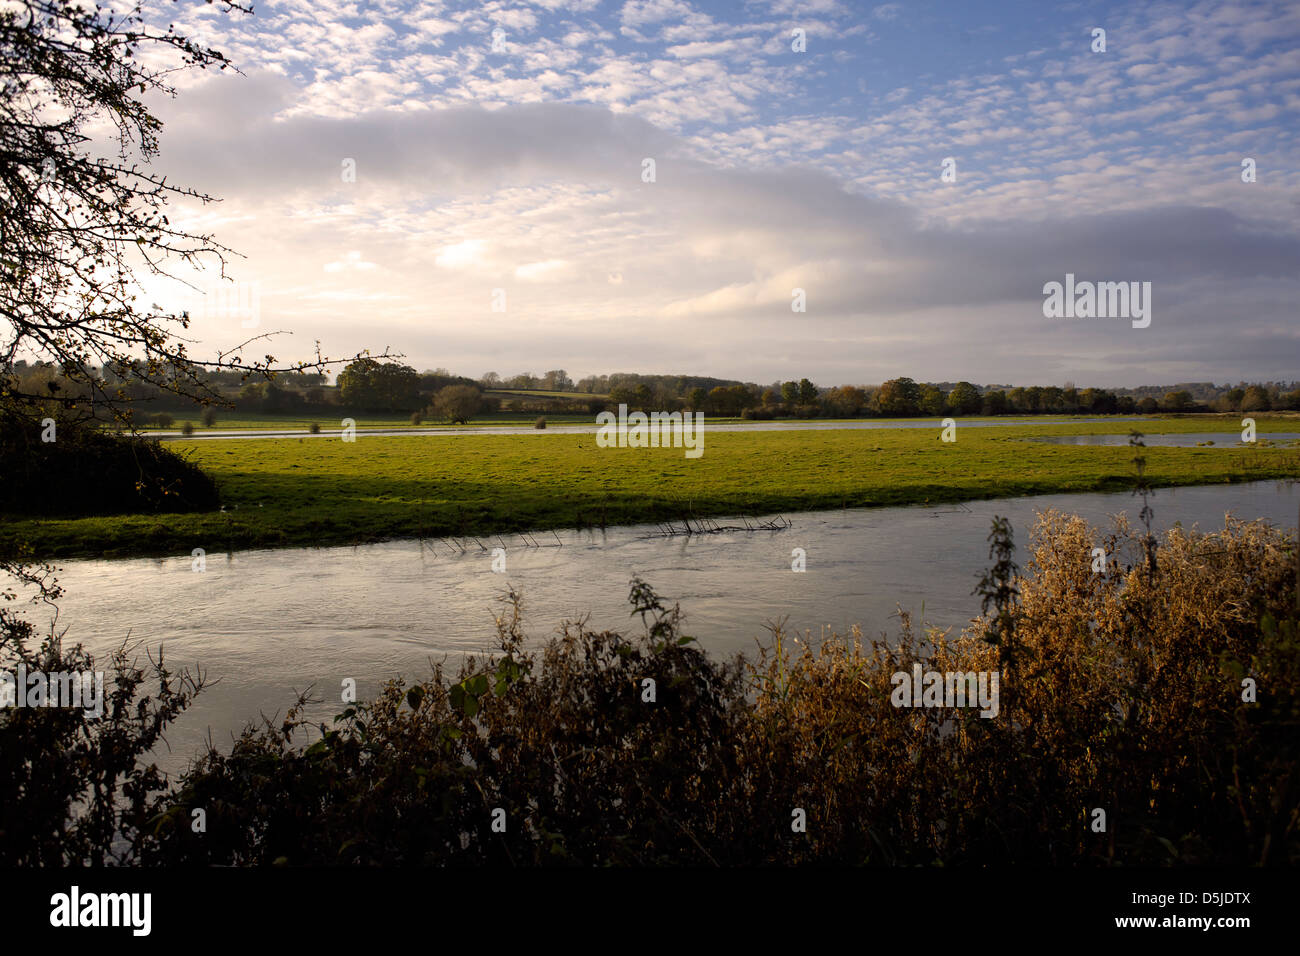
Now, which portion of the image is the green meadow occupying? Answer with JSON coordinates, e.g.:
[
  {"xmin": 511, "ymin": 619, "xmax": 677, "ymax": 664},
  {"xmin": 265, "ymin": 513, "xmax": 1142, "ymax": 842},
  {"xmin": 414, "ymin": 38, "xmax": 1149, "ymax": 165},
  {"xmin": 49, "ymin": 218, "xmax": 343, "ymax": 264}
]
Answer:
[{"xmin": 5, "ymin": 415, "xmax": 1298, "ymax": 559}]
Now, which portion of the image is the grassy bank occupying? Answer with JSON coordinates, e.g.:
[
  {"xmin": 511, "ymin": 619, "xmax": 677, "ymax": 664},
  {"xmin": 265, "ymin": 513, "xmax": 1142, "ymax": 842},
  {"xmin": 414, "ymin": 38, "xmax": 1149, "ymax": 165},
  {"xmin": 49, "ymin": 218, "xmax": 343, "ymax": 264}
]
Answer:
[{"xmin": 4, "ymin": 415, "xmax": 1298, "ymax": 559}]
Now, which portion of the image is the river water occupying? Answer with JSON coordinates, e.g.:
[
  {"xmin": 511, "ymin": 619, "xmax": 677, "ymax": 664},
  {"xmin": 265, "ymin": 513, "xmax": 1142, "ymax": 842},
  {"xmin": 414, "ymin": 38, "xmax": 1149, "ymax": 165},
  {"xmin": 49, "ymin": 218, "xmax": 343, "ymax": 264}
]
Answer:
[{"xmin": 18, "ymin": 479, "xmax": 1298, "ymax": 777}]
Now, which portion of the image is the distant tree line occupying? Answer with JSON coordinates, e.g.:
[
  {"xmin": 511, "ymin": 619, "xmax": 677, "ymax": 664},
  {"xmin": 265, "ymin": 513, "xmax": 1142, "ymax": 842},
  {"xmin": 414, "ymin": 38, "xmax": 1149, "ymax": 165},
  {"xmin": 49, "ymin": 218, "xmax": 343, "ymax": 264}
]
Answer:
[
  {"xmin": 480, "ymin": 370, "xmax": 746, "ymax": 398},
  {"xmin": 8, "ymin": 359, "xmax": 1297, "ymax": 426},
  {"xmin": 600, "ymin": 376, "xmax": 1300, "ymax": 419},
  {"xmin": 473, "ymin": 369, "xmax": 1300, "ymax": 419},
  {"xmin": 1, "ymin": 359, "xmax": 487, "ymax": 422},
  {"xmin": 679, "ymin": 377, "xmax": 1300, "ymax": 419}
]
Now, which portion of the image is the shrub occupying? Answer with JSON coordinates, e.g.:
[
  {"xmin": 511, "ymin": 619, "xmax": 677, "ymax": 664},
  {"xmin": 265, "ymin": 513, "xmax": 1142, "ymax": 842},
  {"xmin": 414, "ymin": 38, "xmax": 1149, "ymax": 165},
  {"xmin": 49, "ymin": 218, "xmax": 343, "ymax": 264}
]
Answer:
[
  {"xmin": 180, "ymin": 421, "xmax": 194, "ymax": 436},
  {"xmin": 0, "ymin": 562, "xmax": 205, "ymax": 864},
  {"xmin": 0, "ymin": 414, "xmax": 219, "ymax": 517},
  {"xmin": 139, "ymin": 580, "xmax": 747, "ymax": 866},
  {"xmin": 201, "ymin": 408, "xmax": 217, "ymax": 427},
  {"xmin": 309, "ymin": 422, "xmax": 321, "ymax": 434},
  {"xmin": 409, "ymin": 411, "xmax": 422, "ymax": 426},
  {"xmin": 433, "ymin": 384, "xmax": 482, "ymax": 424},
  {"xmin": 534, "ymin": 417, "xmax": 546, "ymax": 429},
  {"xmin": 742, "ymin": 510, "xmax": 1300, "ymax": 865},
  {"xmin": 152, "ymin": 413, "xmax": 174, "ymax": 429}
]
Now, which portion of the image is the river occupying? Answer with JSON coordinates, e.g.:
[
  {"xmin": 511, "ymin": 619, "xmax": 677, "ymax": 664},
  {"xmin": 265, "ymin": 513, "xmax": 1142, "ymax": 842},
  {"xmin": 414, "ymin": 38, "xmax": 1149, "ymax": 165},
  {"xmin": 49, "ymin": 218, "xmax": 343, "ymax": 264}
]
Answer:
[{"xmin": 18, "ymin": 479, "xmax": 1299, "ymax": 777}]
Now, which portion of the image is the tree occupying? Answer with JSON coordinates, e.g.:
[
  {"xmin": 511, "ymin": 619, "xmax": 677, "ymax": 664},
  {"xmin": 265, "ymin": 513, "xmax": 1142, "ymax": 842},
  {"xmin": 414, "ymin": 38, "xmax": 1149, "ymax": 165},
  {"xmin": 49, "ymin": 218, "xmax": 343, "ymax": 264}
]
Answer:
[
  {"xmin": 729, "ymin": 384, "xmax": 755, "ymax": 414},
  {"xmin": 1217, "ymin": 387, "xmax": 1245, "ymax": 412},
  {"xmin": 781, "ymin": 381, "xmax": 798, "ymax": 406},
  {"xmin": 982, "ymin": 390, "xmax": 1009, "ymax": 416},
  {"xmin": 1040, "ymin": 386, "xmax": 1065, "ymax": 413},
  {"xmin": 823, "ymin": 385, "xmax": 866, "ymax": 417},
  {"xmin": 417, "ymin": 370, "xmax": 477, "ymax": 397},
  {"xmin": 919, "ymin": 385, "xmax": 947, "ymax": 416},
  {"xmin": 947, "ymin": 381, "xmax": 982, "ymax": 416},
  {"xmin": 433, "ymin": 384, "xmax": 482, "ymax": 424},
  {"xmin": 876, "ymin": 377, "xmax": 922, "ymax": 416},
  {"xmin": 237, "ymin": 382, "xmax": 265, "ymax": 409},
  {"xmin": 609, "ymin": 384, "xmax": 638, "ymax": 409},
  {"xmin": 687, "ymin": 387, "xmax": 707, "ymax": 412},
  {"xmin": 1079, "ymin": 388, "xmax": 1117, "ymax": 414},
  {"xmin": 261, "ymin": 381, "xmax": 287, "ymax": 413},
  {"xmin": 0, "ymin": 0, "xmax": 381, "ymax": 431},
  {"xmin": 1162, "ymin": 390, "xmax": 1193, "ymax": 412},
  {"xmin": 1136, "ymin": 397, "xmax": 1159, "ymax": 414},
  {"xmin": 542, "ymin": 370, "xmax": 573, "ymax": 391},
  {"xmin": 707, "ymin": 386, "xmax": 733, "ymax": 416},
  {"xmin": 1241, "ymin": 385, "xmax": 1272, "ymax": 412},
  {"xmin": 338, "ymin": 359, "xmax": 419, "ymax": 411},
  {"xmin": 797, "ymin": 378, "xmax": 818, "ymax": 405}
]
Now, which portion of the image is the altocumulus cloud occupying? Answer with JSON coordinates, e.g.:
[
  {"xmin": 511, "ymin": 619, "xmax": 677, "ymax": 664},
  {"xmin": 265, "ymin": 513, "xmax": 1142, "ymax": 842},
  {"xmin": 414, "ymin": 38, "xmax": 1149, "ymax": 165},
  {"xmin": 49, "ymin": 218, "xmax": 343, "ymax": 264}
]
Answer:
[{"xmin": 142, "ymin": 67, "xmax": 1300, "ymax": 387}]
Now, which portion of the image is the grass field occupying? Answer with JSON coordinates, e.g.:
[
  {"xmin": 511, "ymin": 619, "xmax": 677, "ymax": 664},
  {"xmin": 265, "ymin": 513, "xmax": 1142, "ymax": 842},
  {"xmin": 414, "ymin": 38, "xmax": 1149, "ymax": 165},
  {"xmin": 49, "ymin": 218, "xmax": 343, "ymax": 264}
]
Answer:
[{"xmin": 5, "ymin": 415, "xmax": 1298, "ymax": 559}]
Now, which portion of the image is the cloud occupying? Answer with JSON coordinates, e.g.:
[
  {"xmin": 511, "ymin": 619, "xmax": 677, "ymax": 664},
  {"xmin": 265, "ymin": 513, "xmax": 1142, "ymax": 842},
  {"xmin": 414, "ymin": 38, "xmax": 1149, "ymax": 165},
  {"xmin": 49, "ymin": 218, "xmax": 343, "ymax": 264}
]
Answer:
[
  {"xmin": 126, "ymin": 0, "xmax": 1300, "ymax": 387},
  {"xmin": 515, "ymin": 259, "xmax": 574, "ymax": 281},
  {"xmin": 324, "ymin": 251, "xmax": 378, "ymax": 273},
  {"xmin": 435, "ymin": 240, "xmax": 491, "ymax": 270},
  {"xmin": 620, "ymin": 0, "xmax": 700, "ymax": 29}
]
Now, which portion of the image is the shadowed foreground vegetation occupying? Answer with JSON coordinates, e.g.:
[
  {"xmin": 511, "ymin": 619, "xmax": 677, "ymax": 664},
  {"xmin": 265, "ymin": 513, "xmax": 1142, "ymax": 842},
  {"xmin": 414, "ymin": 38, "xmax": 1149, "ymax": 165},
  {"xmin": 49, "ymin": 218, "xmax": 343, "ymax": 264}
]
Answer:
[
  {"xmin": 3, "ymin": 509, "xmax": 1297, "ymax": 866},
  {"xmin": 0, "ymin": 413, "xmax": 219, "ymax": 517}
]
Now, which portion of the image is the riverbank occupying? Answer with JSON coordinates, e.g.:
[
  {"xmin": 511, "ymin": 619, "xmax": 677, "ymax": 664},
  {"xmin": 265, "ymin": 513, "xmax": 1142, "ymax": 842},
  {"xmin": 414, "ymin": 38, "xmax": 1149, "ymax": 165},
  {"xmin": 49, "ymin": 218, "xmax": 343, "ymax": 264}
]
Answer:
[{"xmin": 4, "ymin": 415, "xmax": 1297, "ymax": 559}]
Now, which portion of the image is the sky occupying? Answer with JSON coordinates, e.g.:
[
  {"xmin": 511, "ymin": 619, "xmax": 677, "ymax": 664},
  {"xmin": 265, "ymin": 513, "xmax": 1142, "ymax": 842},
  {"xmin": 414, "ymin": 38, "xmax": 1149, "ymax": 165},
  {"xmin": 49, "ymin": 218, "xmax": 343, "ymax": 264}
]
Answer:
[{"xmin": 130, "ymin": 0, "xmax": 1300, "ymax": 388}]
